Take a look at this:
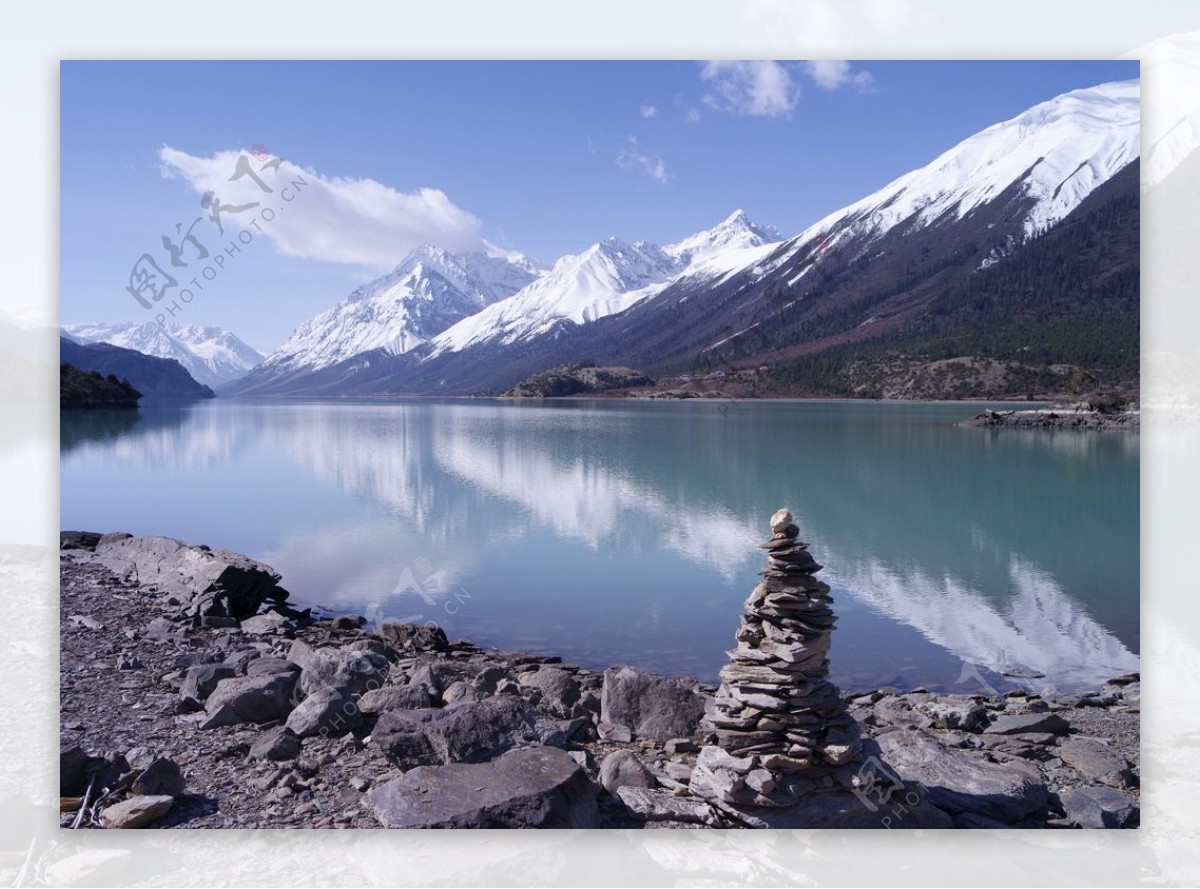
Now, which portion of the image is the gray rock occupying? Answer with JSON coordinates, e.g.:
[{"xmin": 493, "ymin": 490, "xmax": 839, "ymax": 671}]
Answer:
[
  {"xmin": 598, "ymin": 749, "xmax": 658, "ymax": 795},
  {"xmin": 286, "ymin": 690, "xmax": 362, "ymax": 738},
  {"xmin": 365, "ymin": 746, "xmax": 597, "ymax": 828},
  {"xmin": 130, "ymin": 757, "xmax": 185, "ymax": 796},
  {"xmin": 201, "ymin": 672, "xmax": 298, "ymax": 728},
  {"xmin": 601, "ymin": 665, "xmax": 706, "ymax": 742},
  {"xmin": 94, "ymin": 534, "xmax": 282, "ymax": 619},
  {"xmin": 357, "ymin": 684, "xmax": 435, "ymax": 715},
  {"xmin": 983, "ymin": 712, "xmax": 1069, "ymax": 735},
  {"xmin": 473, "ymin": 665, "xmax": 512, "ymax": 694},
  {"xmin": 597, "ymin": 722, "xmax": 633, "ymax": 743},
  {"xmin": 1058, "ymin": 738, "xmax": 1137, "ymax": 788},
  {"xmin": 406, "ymin": 660, "xmax": 472, "ymax": 697},
  {"xmin": 100, "ymin": 795, "xmax": 174, "ymax": 829},
  {"xmin": 665, "ymin": 738, "xmax": 700, "ymax": 755},
  {"xmin": 442, "ymin": 681, "xmax": 484, "ymax": 705},
  {"xmin": 239, "ymin": 611, "xmax": 289, "ymax": 635},
  {"xmin": 616, "ymin": 786, "xmax": 715, "ymax": 825},
  {"xmin": 286, "ymin": 639, "xmax": 317, "ymax": 671},
  {"xmin": 331, "ymin": 614, "xmax": 366, "ymax": 630},
  {"xmin": 371, "ymin": 708, "xmax": 442, "ymax": 768},
  {"xmin": 178, "ymin": 664, "xmax": 237, "ymax": 706},
  {"xmin": 424, "ymin": 697, "xmax": 563, "ymax": 764},
  {"xmin": 875, "ymin": 728, "xmax": 1048, "ymax": 823},
  {"xmin": 245, "ymin": 657, "xmax": 301, "ymax": 677},
  {"xmin": 123, "ymin": 746, "xmax": 157, "ymax": 772},
  {"xmin": 916, "ymin": 696, "xmax": 987, "ymax": 731},
  {"xmin": 377, "ymin": 621, "xmax": 449, "ymax": 653},
  {"xmin": 519, "ymin": 667, "xmax": 581, "ymax": 718},
  {"xmin": 1058, "ymin": 785, "xmax": 1138, "ymax": 828},
  {"xmin": 298, "ymin": 648, "xmax": 389, "ymax": 698},
  {"xmin": 249, "ymin": 726, "xmax": 302, "ymax": 761}
]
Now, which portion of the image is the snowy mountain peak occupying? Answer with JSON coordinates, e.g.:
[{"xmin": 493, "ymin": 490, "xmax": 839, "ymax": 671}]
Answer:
[
  {"xmin": 781, "ymin": 79, "xmax": 1139, "ymax": 265},
  {"xmin": 63, "ymin": 321, "xmax": 264, "ymax": 387},
  {"xmin": 259, "ymin": 246, "xmax": 544, "ymax": 375},
  {"xmin": 665, "ymin": 210, "xmax": 782, "ymax": 266}
]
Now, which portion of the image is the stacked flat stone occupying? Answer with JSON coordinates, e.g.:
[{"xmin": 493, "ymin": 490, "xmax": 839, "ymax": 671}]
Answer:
[{"xmin": 702, "ymin": 508, "xmax": 861, "ymax": 779}]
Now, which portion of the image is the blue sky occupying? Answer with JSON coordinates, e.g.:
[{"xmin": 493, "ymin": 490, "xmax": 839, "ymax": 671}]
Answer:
[{"xmin": 60, "ymin": 60, "xmax": 1138, "ymax": 351}]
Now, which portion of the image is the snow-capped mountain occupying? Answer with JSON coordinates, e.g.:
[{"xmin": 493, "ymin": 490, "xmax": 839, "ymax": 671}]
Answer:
[
  {"xmin": 64, "ymin": 321, "xmax": 264, "ymax": 388},
  {"xmin": 769, "ymin": 79, "xmax": 1139, "ymax": 275},
  {"xmin": 225, "ymin": 79, "xmax": 1139, "ymax": 397},
  {"xmin": 429, "ymin": 211, "xmax": 782, "ymax": 355},
  {"xmin": 241, "ymin": 247, "xmax": 543, "ymax": 386}
]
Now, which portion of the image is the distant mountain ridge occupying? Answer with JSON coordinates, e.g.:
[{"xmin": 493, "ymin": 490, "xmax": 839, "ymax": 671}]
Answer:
[
  {"xmin": 60, "ymin": 337, "xmax": 214, "ymax": 401},
  {"xmin": 64, "ymin": 322, "xmax": 263, "ymax": 388},
  {"xmin": 224, "ymin": 79, "xmax": 1140, "ymax": 398}
]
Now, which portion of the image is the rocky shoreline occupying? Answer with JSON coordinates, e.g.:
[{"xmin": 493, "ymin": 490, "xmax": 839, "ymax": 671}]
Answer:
[
  {"xmin": 959, "ymin": 407, "xmax": 1140, "ymax": 430},
  {"xmin": 60, "ymin": 530, "xmax": 1140, "ymax": 829}
]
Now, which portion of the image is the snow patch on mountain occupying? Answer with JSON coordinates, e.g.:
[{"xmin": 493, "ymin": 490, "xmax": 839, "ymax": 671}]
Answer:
[{"xmin": 64, "ymin": 321, "xmax": 264, "ymax": 387}]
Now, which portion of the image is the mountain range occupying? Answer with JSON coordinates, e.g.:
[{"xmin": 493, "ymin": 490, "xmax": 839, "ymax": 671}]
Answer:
[
  {"xmin": 74, "ymin": 80, "xmax": 1142, "ymax": 400},
  {"xmin": 63, "ymin": 322, "xmax": 264, "ymax": 388},
  {"xmin": 60, "ymin": 337, "xmax": 215, "ymax": 400}
]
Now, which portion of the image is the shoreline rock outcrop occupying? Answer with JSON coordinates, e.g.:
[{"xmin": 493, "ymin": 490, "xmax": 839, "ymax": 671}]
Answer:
[{"xmin": 59, "ymin": 530, "xmax": 1140, "ymax": 830}]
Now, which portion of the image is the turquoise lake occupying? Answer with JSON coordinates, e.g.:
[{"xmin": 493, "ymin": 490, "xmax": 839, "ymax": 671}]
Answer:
[{"xmin": 60, "ymin": 398, "xmax": 1140, "ymax": 694}]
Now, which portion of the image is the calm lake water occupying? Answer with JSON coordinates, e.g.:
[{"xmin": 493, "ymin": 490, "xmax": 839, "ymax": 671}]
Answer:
[{"xmin": 60, "ymin": 398, "xmax": 1139, "ymax": 694}]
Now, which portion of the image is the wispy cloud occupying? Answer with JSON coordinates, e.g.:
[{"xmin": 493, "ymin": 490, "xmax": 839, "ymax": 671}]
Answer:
[
  {"xmin": 805, "ymin": 60, "xmax": 874, "ymax": 91},
  {"xmin": 700, "ymin": 60, "xmax": 799, "ymax": 118},
  {"xmin": 615, "ymin": 136, "xmax": 668, "ymax": 184},
  {"xmin": 158, "ymin": 146, "xmax": 486, "ymax": 271},
  {"xmin": 640, "ymin": 103, "xmax": 658, "ymax": 119}
]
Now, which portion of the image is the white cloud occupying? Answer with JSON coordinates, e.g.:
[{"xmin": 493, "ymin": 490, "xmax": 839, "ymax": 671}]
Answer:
[
  {"xmin": 158, "ymin": 146, "xmax": 487, "ymax": 271},
  {"xmin": 805, "ymin": 60, "xmax": 874, "ymax": 91},
  {"xmin": 699, "ymin": 60, "xmax": 799, "ymax": 118},
  {"xmin": 640, "ymin": 103, "xmax": 658, "ymax": 119},
  {"xmin": 615, "ymin": 136, "xmax": 668, "ymax": 184},
  {"xmin": 684, "ymin": 106, "xmax": 702, "ymax": 124}
]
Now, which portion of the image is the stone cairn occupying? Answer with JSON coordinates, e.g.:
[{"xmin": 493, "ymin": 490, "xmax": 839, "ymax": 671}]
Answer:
[{"xmin": 692, "ymin": 508, "xmax": 862, "ymax": 807}]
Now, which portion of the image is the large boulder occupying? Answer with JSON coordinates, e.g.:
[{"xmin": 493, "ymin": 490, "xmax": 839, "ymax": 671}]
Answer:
[
  {"xmin": 1057, "ymin": 785, "xmax": 1138, "ymax": 828},
  {"xmin": 249, "ymin": 727, "xmax": 302, "ymax": 761},
  {"xmin": 100, "ymin": 795, "xmax": 174, "ymax": 829},
  {"xmin": 357, "ymin": 684, "xmax": 435, "ymax": 715},
  {"xmin": 598, "ymin": 749, "xmax": 657, "ymax": 795},
  {"xmin": 370, "ymin": 697, "xmax": 563, "ymax": 767},
  {"xmin": 298, "ymin": 648, "xmax": 389, "ymax": 698},
  {"xmin": 520, "ymin": 667, "xmax": 581, "ymax": 718},
  {"xmin": 377, "ymin": 621, "xmax": 449, "ymax": 653},
  {"xmin": 130, "ymin": 757, "xmax": 185, "ymax": 796},
  {"xmin": 983, "ymin": 712, "xmax": 1069, "ymax": 735},
  {"xmin": 286, "ymin": 689, "xmax": 363, "ymax": 738},
  {"xmin": 201, "ymin": 672, "xmax": 297, "ymax": 728},
  {"xmin": 94, "ymin": 534, "xmax": 283, "ymax": 619},
  {"xmin": 1058, "ymin": 738, "xmax": 1137, "ymax": 788},
  {"xmin": 875, "ymin": 728, "xmax": 1048, "ymax": 823},
  {"xmin": 600, "ymin": 665, "xmax": 706, "ymax": 742},
  {"xmin": 179, "ymin": 664, "xmax": 237, "ymax": 707},
  {"xmin": 365, "ymin": 746, "xmax": 597, "ymax": 828},
  {"xmin": 371, "ymin": 708, "xmax": 443, "ymax": 768},
  {"xmin": 423, "ymin": 697, "xmax": 564, "ymax": 764}
]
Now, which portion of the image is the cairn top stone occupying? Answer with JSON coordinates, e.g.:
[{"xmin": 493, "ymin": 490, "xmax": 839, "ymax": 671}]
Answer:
[{"xmin": 769, "ymin": 508, "xmax": 793, "ymax": 534}]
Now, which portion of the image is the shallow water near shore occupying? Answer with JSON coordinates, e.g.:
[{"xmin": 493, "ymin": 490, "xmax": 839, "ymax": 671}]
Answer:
[{"xmin": 60, "ymin": 397, "xmax": 1139, "ymax": 693}]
